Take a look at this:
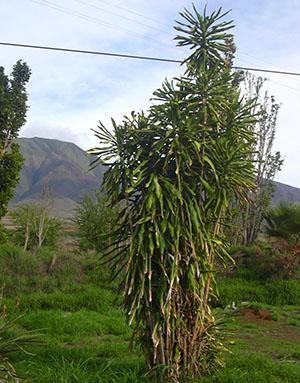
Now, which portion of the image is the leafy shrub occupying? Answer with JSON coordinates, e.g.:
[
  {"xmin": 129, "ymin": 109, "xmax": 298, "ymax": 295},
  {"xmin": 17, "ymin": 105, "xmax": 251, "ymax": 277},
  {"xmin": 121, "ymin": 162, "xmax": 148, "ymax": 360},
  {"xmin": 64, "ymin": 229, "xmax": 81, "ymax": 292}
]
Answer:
[
  {"xmin": 0, "ymin": 223, "xmax": 8, "ymax": 245},
  {"xmin": 247, "ymin": 246, "xmax": 299, "ymax": 280}
]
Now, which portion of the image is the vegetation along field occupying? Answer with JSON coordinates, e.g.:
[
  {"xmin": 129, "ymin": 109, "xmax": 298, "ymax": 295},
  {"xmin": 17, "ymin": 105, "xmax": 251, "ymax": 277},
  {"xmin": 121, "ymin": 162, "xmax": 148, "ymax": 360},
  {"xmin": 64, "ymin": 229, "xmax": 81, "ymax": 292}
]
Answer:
[{"xmin": 1, "ymin": 3, "xmax": 300, "ymax": 383}]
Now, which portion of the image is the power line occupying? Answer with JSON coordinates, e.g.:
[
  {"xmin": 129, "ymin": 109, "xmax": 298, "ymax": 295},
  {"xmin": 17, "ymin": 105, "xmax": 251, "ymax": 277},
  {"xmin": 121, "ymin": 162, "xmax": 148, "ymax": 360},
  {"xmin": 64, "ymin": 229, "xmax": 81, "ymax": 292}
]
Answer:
[
  {"xmin": 95, "ymin": 0, "xmax": 171, "ymax": 29},
  {"xmin": 0, "ymin": 41, "xmax": 182, "ymax": 63},
  {"xmin": 238, "ymin": 58, "xmax": 300, "ymax": 91},
  {"xmin": 1, "ymin": 41, "xmax": 300, "ymax": 77},
  {"xmin": 72, "ymin": 0, "xmax": 171, "ymax": 35},
  {"xmin": 237, "ymin": 49, "xmax": 298, "ymax": 77}
]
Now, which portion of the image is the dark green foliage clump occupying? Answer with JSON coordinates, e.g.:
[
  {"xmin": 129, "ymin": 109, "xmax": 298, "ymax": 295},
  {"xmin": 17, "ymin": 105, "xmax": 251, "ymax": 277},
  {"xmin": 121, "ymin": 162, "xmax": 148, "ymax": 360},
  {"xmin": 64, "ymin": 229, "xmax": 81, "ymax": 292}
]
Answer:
[
  {"xmin": 0, "ymin": 144, "xmax": 24, "ymax": 217},
  {"xmin": 264, "ymin": 202, "xmax": 300, "ymax": 244},
  {"xmin": 0, "ymin": 223, "xmax": 8, "ymax": 244}
]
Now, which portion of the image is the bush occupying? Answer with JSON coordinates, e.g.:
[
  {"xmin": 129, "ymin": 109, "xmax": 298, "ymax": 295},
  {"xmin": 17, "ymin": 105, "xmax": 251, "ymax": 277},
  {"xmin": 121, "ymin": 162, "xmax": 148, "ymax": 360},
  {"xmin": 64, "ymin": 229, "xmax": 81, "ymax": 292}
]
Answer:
[
  {"xmin": 74, "ymin": 192, "xmax": 118, "ymax": 253},
  {"xmin": 0, "ymin": 223, "xmax": 8, "ymax": 244},
  {"xmin": 229, "ymin": 241, "xmax": 300, "ymax": 280},
  {"xmin": 0, "ymin": 244, "xmax": 84, "ymax": 296}
]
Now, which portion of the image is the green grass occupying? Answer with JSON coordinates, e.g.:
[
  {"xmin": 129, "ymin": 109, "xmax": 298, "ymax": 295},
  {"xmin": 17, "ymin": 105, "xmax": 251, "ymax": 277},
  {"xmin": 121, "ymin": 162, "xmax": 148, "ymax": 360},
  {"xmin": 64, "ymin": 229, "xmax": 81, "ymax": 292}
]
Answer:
[
  {"xmin": 1, "ymin": 244, "xmax": 300, "ymax": 382},
  {"xmin": 217, "ymin": 277, "xmax": 300, "ymax": 307}
]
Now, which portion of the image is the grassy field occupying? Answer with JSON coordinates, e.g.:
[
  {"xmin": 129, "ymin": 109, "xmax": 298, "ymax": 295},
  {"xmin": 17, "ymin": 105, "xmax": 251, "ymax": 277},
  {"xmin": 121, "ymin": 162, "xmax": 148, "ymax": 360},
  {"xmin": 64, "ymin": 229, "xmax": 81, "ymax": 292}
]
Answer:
[{"xmin": 1, "ymin": 244, "xmax": 300, "ymax": 382}]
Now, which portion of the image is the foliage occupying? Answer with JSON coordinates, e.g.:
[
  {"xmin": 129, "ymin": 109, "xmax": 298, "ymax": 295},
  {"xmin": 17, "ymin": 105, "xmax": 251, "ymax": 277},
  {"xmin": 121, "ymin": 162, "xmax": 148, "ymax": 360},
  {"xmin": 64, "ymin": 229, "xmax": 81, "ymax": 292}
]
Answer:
[
  {"xmin": 0, "ymin": 61, "xmax": 31, "ymax": 219},
  {"xmin": 0, "ymin": 317, "xmax": 40, "ymax": 382},
  {"xmin": 264, "ymin": 202, "xmax": 300, "ymax": 244},
  {"xmin": 89, "ymin": 6, "xmax": 257, "ymax": 381},
  {"xmin": 11, "ymin": 203, "xmax": 62, "ymax": 250},
  {"xmin": 74, "ymin": 192, "xmax": 118, "ymax": 253}
]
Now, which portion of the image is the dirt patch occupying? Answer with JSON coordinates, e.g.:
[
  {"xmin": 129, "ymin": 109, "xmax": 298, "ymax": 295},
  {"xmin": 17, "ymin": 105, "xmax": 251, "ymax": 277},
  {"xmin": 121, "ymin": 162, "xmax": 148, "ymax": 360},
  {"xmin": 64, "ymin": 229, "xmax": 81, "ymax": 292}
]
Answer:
[{"xmin": 242, "ymin": 308, "xmax": 273, "ymax": 322}]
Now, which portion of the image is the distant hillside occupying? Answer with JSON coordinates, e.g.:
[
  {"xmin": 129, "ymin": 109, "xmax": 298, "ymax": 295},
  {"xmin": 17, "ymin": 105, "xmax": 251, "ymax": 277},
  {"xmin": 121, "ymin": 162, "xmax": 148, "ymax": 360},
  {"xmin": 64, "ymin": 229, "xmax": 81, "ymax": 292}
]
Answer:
[
  {"xmin": 8, "ymin": 137, "xmax": 300, "ymax": 217},
  {"xmin": 272, "ymin": 181, "xmax": 300, "ymax": 205},
  {"xmin": 11, "ymin": 137, "xmax": 104, "ymax": 216}
]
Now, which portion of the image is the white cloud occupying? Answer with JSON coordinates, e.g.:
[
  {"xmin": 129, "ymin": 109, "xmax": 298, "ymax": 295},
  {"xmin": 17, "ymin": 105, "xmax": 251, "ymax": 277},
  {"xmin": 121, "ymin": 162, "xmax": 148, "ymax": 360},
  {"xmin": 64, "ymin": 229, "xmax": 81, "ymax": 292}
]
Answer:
[{"xmin": 22, "ymin": 120, "xmax": 80, "ymax": 144}]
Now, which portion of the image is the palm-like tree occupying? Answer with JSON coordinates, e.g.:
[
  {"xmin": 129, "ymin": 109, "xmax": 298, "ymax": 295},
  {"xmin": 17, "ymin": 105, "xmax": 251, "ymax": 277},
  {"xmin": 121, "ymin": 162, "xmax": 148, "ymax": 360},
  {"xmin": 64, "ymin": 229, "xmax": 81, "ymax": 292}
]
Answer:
[{"xmin": 90, "ymin": 6, "xmax": 256, "ymax": 381}]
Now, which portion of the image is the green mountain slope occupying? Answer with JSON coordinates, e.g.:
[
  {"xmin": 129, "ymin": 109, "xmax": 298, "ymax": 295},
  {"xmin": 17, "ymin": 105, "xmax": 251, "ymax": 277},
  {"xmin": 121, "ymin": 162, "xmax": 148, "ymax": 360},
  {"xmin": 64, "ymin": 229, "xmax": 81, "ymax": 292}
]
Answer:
[
  {"xmin": 11, "ymin": 137, "xmax": 104, "ymax": 216},
  {"xmin": 272, "ymin": 181, "xmax": 300, "ymax": 205}
]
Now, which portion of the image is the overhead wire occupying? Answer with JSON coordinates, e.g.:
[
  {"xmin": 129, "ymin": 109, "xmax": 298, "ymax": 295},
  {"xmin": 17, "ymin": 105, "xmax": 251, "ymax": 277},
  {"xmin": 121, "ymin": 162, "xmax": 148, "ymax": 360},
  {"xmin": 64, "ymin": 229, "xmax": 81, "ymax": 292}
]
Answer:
[
  {"xmin": 0, "ymin": 41, "xmax": 181, "ymax": 63},
  {"xmin": 94, "ymin": 0, "xmax": 172, "ymax": 29},
  {"xmin": 72, "ymin": 0, "xmax": 171, "ymax": 35},
  {"xmin": 237, "ymin": 57, "xmax": 300, "ymax": 91},
  {"xmin": 238, "ymin": 49, "xmax": 299, "ymax": 75},
  {"xmin": 1, "ymin": 41, "xmax": 300, "ymax": 78}
]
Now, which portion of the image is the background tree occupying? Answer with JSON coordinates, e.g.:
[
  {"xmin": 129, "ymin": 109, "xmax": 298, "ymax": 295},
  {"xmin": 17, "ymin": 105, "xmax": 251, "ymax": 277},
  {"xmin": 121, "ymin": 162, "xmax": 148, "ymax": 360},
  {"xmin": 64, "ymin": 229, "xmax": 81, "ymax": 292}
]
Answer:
[
  {"xmin": 11, "ymin": 203, "xmax": 36, "ymax": 250},
  {"xmin": 90, "ymin": 6, "xmax": 257, "ymax": 381},
  {"xmin": 11, "ymin": 203, "xmax": 62, "ymax": 250},
  {"xmin": 230, "ymin": 73, "xmax": 283, "ymax": 245},
  {"xmin": 34, "ymin": 182, "xmax": 54, "ymax": 248},
  {"xmin": 0, "ymin": 61, "xmax": 30, "ymax": 219}
]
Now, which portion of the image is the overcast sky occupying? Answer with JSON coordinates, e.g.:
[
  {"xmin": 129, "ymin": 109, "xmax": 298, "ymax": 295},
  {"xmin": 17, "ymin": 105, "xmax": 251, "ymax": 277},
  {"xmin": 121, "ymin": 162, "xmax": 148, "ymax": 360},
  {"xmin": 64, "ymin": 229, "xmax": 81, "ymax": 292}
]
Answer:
[{"xmin": 1, "ymin": 0, "xmax": 300, "ymax": 187}]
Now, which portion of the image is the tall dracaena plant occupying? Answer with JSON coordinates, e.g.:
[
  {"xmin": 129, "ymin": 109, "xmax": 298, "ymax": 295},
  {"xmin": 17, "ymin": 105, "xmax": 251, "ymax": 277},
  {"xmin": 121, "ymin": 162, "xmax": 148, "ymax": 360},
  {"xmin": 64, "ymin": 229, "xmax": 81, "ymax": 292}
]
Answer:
[{"xmin": 89, "ymin": 6, "xmax": 257, "ymax": 382}]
